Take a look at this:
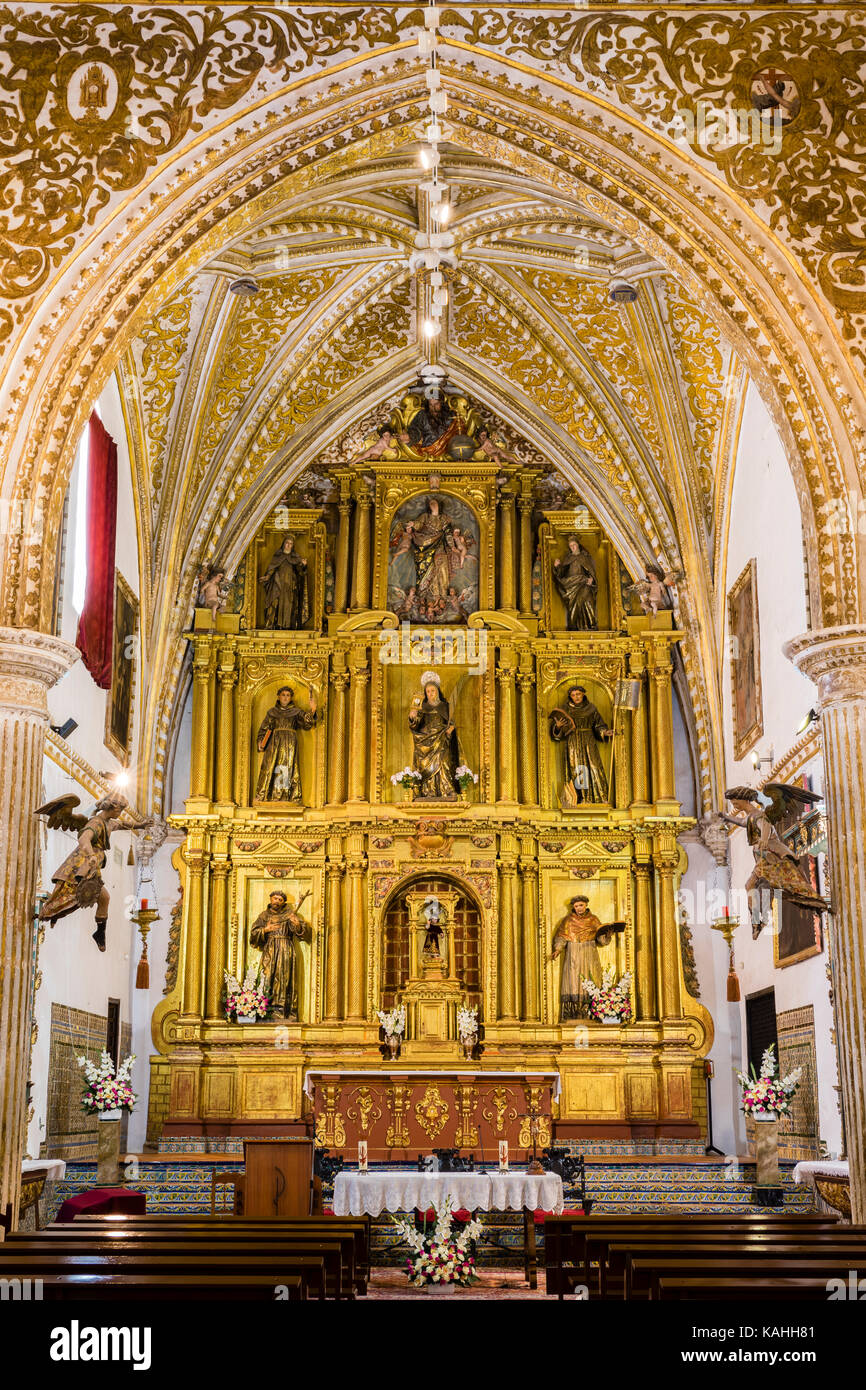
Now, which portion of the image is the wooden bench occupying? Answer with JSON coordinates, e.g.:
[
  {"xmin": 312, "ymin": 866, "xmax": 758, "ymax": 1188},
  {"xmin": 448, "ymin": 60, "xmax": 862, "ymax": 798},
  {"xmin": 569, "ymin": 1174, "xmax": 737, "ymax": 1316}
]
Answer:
[
  {"xmin": 20, "ymin": 1272, "xmax": 305, "ymax": 1302},
  {"xmin": 0, "ymin": 1249, "xmax": 330, "ymax": 1302},
  {"xmin": 616, "ymin": 1237, "xmax": 866, "ymax": 1299},
  {"xmin": 633, "ymin": 1255, "xmax": 866, "ymax": 1302},
  {"xmin": 655, "ymin": 1275, "xmax": 842, "ymax": 1301}
]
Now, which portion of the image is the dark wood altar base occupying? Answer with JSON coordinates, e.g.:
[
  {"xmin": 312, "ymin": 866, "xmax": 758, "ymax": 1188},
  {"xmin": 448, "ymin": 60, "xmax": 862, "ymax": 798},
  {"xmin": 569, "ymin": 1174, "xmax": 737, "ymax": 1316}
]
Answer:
[{"xmin": 553, "ymin": 1121, "xmax": 702, "ymax": 1142}]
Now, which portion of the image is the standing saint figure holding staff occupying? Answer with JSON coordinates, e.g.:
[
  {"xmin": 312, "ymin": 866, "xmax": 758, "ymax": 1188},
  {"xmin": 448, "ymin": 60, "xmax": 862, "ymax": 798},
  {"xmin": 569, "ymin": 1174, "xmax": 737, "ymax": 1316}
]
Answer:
[{"xmin": 249, "ymin": 889, "xmax": 311, "ymax": 1021}]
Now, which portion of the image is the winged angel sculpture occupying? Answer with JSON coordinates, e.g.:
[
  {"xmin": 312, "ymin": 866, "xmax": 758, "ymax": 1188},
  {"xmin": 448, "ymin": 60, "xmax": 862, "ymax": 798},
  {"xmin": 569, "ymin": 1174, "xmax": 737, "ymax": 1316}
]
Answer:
[
  {"xmin": 721, "ymin": 783, "xmax": 829, "ymax": 932},
  {"xmin": 35, "ymin": 792, "xmax": 128, "ymax": 952}
]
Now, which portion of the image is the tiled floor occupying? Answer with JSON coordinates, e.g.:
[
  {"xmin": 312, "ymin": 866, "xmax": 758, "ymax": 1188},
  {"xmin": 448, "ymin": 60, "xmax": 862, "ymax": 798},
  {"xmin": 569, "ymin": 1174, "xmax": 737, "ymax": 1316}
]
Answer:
[{"xmin": 366, "ymin": 1268, "xmax": 550, "ymax": 1299}]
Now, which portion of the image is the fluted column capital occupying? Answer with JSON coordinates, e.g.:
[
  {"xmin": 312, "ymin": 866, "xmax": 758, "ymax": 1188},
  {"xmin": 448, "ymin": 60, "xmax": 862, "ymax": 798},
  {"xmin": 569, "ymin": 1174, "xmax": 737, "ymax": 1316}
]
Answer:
[
  {"xmin": 785, "ymin": 625, "xmax": 866, "ymax": 704},
  {"xmin": 0, "ymin": 627, "xmax": 79, "ymax": 717}
]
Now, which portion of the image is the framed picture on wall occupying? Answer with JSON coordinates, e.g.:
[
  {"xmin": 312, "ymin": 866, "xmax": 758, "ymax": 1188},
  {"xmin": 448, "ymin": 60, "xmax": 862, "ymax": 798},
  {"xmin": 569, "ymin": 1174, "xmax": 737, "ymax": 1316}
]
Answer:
[
  {"xmin": 104, "ymin": 569, "xmax": 139, "ymax": 764},
  {"xmin": 773, "ymin": 855, "xmax": 824, "ymax": 968},
  {"xmin": 727, "ymin": 557, "xmax": 763, "ymax": 760}
]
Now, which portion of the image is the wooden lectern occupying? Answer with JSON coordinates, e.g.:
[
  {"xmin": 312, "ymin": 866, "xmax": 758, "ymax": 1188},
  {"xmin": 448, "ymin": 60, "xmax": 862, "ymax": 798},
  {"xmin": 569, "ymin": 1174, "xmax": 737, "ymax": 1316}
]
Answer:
[{"xmin": 242, "ymin": 1139, "xmax": 314, "ymax": 1218}]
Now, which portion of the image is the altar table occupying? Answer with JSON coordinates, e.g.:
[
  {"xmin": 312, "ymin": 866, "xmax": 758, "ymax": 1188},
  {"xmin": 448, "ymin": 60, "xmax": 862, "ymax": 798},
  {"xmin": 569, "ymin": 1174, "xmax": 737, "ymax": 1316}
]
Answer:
[
  {"xmin": 332, "ymin": 1170, "xmax": 564, "ymax": 1218},
  {"xmin": 793, "ymin": 1160, "xmax": 851, "ymax": 1218}
]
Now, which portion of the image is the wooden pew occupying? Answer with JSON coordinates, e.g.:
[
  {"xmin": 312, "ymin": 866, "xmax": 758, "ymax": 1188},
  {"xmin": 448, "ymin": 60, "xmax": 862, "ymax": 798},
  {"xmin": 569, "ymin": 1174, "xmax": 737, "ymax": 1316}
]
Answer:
[
  {"xmin": 23, "ymin": 1272, "xmax": 304, "ymax": 1302},
  {"xmin": 633, "ymin": 1256, "xmax": 866, "ymax": 1302},
  {"xmin": 4, "ymin": 1236, "xmax": 353, "ymax": 1301},
  {"xmin": 617, "ymin": 1237, "xmax": 866, "ymax": 1299},
  {"xmin": 0, "ymin": 1249, "xmax": 329, "ymax": 1302},
  {"xmin": 655, "ymin": 1275, "xmax": 842, "ymax": 1301}
]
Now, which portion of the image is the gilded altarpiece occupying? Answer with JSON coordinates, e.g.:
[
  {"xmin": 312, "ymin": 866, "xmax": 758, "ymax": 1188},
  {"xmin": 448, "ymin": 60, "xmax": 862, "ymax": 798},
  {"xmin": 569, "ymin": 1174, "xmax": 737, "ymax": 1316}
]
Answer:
[{"xmin": 151, "ymin": 401, "xmax": 712, "ymax": 1146}]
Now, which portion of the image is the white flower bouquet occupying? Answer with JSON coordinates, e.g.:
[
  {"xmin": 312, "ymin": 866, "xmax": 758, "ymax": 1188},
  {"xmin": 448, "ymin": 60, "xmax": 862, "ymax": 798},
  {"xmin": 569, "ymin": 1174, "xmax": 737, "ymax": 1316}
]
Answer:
[
  {"xmin": 457, "ymin": 1004, "xmax": 479, "ymax": 1040},
  {"xmin": 738, "ymin": 1044, "xmax": 802, "ymax": 1117},
  {"xmin": 390, "ymin": 767, "xmax": 422, "ymax": 789},
  {"xmin": 77, "ymin": 1050, "xmax": 137, "ymax": 1113},
  {"xmin": 454, "ymin": 764, "xmax": 478, "ymax": 792},
  {"xmin": 396, "ymin": 1197, "xmax": 482, "ymax": 1287},
  {"xmin": 377, "ymin": 1004, "xmax": 407, "ymax": 1037},
  {"xmin": 224, "ymin": 966, "xmax": 269, "ymax": 1020},
  {"xmin": 582, "ymin": 967, "xmax": 633, "ymax": 1023}
]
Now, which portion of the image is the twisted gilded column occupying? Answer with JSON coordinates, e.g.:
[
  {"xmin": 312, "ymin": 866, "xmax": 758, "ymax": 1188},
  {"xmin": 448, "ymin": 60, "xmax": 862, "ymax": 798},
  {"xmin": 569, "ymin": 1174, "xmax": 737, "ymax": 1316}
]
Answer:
[
  {"xmin": 519, "ymin": 852, "xmax": 540, "ymax": 1021},
  {"xmin": 786, "ymin": 626, "xmax": 866, "ymax": 1222},
  {"xmin": 328, "ymin": 657, "xmax": 349, "ymax": 805},
  {"xmin": 517, "ymin": 658, "xmax": 538, "ymax": 804},
  {"xmin": 0, "ymin": 629, "xmax": 77, "ymax": 1228},
  {"xmin": 205, "ymin": 851, "xmax": 231, "ymax": 1019},
  {"xmin": 189, "ymin": 639, "xmax": 215, "ymax": 805},
  {"xmin": 497, "ymin": 855, "xmax": 519, "ymax": 1021},
  {"xmin": 350, "ymin": 483, "xmax": 373, "ymax": 610},
  {"xmin": 214, "ymin": 643, "xmax": 237, "ymax": 806},
  {"xmin": 518, "ymin": 495, "xmax": 534, "ymax": 616},
  {"xmin": 344, "ymin": 854, "xmax": 367, "ymax": 1022},
  {"xmin": 496, "ymin": 648, "xmax": 517, "ymax": 804},
  {"xmin": 498, "ymin": 486, "xmax": 517, "ymax": 612},
  {"xmin": 324, "ymin": 853, "xmax": 345, "ymax": 1021},
  {"xmin": 181, "ymin": 840, "xmax": 210, "ymax": 1018},
  {"xmin": 347, "ymin": 649, "xmax": 369, "ymax": 803}
]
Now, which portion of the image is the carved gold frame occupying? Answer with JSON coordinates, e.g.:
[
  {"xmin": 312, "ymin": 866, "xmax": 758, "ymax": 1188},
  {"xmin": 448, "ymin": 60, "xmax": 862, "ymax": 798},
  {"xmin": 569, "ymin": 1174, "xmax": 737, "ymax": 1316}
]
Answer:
[{"xmin": 727, "ymin": 557, "xmax": 763, "ymax": 762}]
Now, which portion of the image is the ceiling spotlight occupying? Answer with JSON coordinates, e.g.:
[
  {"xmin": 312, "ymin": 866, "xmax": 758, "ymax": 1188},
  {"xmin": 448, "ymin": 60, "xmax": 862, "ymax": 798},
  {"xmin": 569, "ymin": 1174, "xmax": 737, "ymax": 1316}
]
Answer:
[
  {"xmin": 609, "ymin": 277, "xmax": 638, "ymax": 304},
  {"xmin": 50, "ymin": 718, "xmax": 78, "ymax": 740},
  {"xmin": 228, "ymin": 276, "xmax": 259, "ymax": 297},
  {"xmin": 422, "ymin": 318, "xmax": 441, "ymax": 337},
  {"xmin": 797, "ymin": 708, "xmax": 820, "ymax": 734},
  {"xmin": 750, "ymin": 746, "xmax": 775, "ymax": 772}
]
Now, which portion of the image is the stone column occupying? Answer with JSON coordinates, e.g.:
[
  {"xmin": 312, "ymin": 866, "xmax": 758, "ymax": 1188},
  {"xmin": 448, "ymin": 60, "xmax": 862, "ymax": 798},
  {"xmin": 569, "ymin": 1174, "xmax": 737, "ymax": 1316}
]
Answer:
[
  {"xmin": 181, "ymin": 840, "xmax": 210, "ymax": 1018},
  {"xmin": 632, "ymin": 844, "xmax": 656, "ymax": 1021},
  {"xmin": 497, "ymin": 856, "xmax": 519, "ymax": 1021},
  {"xmin": 786, "ymin": 625, "xmax": 866, "ymax": 1223},
  {"xmin": 518, "ymin": 495, "xmax": 534, "ymax": 616},
  {"xmin": 188, "ymin": 640, "xmax": 214, "ymax": 806},
  {"xmin": 498, "ymin": 486, "xmax": 517, "ymax": 612},
  {"xmin": 350, "ymin": 484, "xmax": 373, "ymax": 611},
  {"xmin": 496, "ymin": 648, "xmax": 518, "ymax": 804},
  {"xmin": 324, "ymin": 853, "xmax": 345, "ymax": 1021},
  {"xmin": 205, "ymin": 850, "xmax": 231, "ymax": 1019},
  {"xmin": 334, "ymin": 476, "xmax": 352, "ymax": 615},
  {"xmin": 629, "ymin": 648, "xmax": 650, "ymax": 810},
  {"xmin": 0, "ymin": 629, "xmax": 77, "ymax": 1228},
  {"xmin": 344, "ymin": 855, "xmax": 367, "ymax": 1022},
  {"xmin": 328, "ymin": 657, "xmax": 349, "ymax": 805},
  {"xmin": 519, "ymin": 852, "xmax": 540, "ymax": 1021},
  {"xmin": 214, "ymin": 643, "xmax": 237, "ymax": 806},
  {"xmin": 517, "ymin": 657, "xmax": 538, "ymax": 804},
  {"xmin": 347, "ymin": 649, "xmax": 369, "ymax": 803}
]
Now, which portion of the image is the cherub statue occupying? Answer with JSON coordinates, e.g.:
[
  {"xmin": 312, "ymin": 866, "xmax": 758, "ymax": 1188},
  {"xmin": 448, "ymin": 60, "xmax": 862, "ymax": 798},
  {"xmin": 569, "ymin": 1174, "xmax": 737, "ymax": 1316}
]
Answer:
[
  {"xmin": 196, "ymin": 564, "xmax": 228, "ymax": 620},
  {"xmin": 473, "ymin": 426, "xmax": 519, "ymax": 464},
  {"xmin": 36, "ymin": 792, "xmax": 129, "ymax": 952},
  {"xmin": 720, "ymin": 783, "xmax": 829, "ymax": 932},
  {"xmin": 352, "ymin": 425, "xmax": 400, "ymax": 462},
  {"xmin": 625, "ymin": 563, "xmax": 681, "ymax": 616}
]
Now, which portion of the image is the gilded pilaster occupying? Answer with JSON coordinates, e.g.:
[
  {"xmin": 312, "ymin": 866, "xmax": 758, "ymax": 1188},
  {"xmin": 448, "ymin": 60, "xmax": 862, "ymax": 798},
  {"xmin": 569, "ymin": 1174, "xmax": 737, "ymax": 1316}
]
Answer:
[
  {"xmin": 0, "ymin": 629, "xmax": 77, "ymax": 1228},
  {"xmin": 518, "ymin": 495, "xmax": 534, "ymax": 615},
  {"xmin": 350, "ymin": 482, "xmax": 373, "ymax": 610},
  {"xmin": 786, "ymin": 626, "xmax": 866, "ymax": 1223},
  {"xmin": 324, "ymin": 852, "xmax": 345, "ymax": 1021},
  {"xmin": 189, "ymin": 640, "xmax": 215, "ymax": 805},
  {"xmin": 653, "ymin": 832, "xmax": 682, "ymax": 1021},
  {"xmin": 633, "ymin": 842, "xmax": 656, "ymax": 1020},
  {"xmin": 328, "ymin": 656, "xmax": 349, "ymax": 805},
  {"xmin": 649, "ymin": 644, "xmax": 676, "ymax": 809},
  {"xmin": 497, "ymin": 853, "xmax": 519, "ymax": 1021},
  {"xmin": 181, "ymin": 841, "xmax": 210, "ymax": 1018},
  {"xmin": 496, "ymin": 647, "xmax": 517, "ymax": 804},
  {"xmin": 517, "ymin": 655, "xmax": 538, "ymax": 804},
  {"xmin": 214, "ymin": 643, "xmax": 237, "ymax": 806},
  {"xmin": 347, "ymin": 648, "xmax": 369, "ymax": 803},
  {"xmin": 205, "ymin": 850, "xmax": 231, "ymax": 1019},
  {"xmin": 498, "ymin": 485, "xmax": 517, "ymax": 612},
  {"xmin": 519, "ymin": 850, "xmax": 540, "ymax": 1021},
  {"xmin": 629, "ymin": 647, "xmax": 650, "ymax": 810},
  {"xmin": 344, "ymin": 852, "xmax": 367, "ymax": 1022},
  {"xmin": 334, "ymin": 474, "xmax": 352, "ymax": 615}
]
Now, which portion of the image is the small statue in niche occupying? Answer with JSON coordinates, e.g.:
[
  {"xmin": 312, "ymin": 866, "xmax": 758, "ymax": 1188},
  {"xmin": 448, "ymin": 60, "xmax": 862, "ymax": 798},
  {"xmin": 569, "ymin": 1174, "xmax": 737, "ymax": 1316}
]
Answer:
[
  {"xmin": 249, "ymin": 888, "xmax": 311, "ymax": 1021},
  {"xmin": 260, "ymin": 534, "xmax": 309, "ymax": 629},
  {"xmin": 625, "ymin": 563, "xmax": 681, "ymax": 617},
  {"xmin": 408, "ymin": 671, "xmax": 460, "ymax": 799},
  {"xmin": 720, "ymin": 784, "xmax": 829, "ymax": 930},
  {"xmin": 254, "ymin": 685, "xmax": 318, "ymax": 803},
  {"xmin": 549, "ymin": 685, "xmax": 613, "ymax": 806},
  {"xmin": 35, "ymin": 792, "xmax": 129, "ymax": 952},
  {"xmin": 548, "ymin": 895, "xmax": 625, "ymax": 1020},
  {"xmin": 195, "ymin": 563, "xmax": 229, "ymax": 620},
  {"xmin": 421, "ymin": 894, "xmax": 446, "ymax": 963},
  {"xmin": 552, "ymin": 534, "xmax": 598, "ymax": 630}
]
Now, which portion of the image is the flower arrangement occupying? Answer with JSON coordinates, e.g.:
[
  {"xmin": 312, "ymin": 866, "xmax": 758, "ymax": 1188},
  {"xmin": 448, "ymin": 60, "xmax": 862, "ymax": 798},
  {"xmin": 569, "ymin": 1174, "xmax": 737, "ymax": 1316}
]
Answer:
[
  {"xmin": 224, "ymin": 966, "xmax": 269, "ymax": 1021},
  {"xmin": 582, "ymin": 968, "xmax": 633, "ymax": 1023},
  {"xmin": 77, "ymin": 1051, "xmax": 137, "ymax": 1113},
  {"xmin": 396, "ymin": 1198, "xmax": 482, "ymax": 1287},
  {"xmin": 377, "ymin": 1004, "xmax": 406, "ymax": 1037},
  {"xmin": 455, "ymin": 764, "xmax": 478, "ymax": 792},
  {"xmin": 391, "ymin": 767, "xmax": 422, "ymax": 790},
  {"xmin": 457, "ymin": 1004, "xmax": 479, "ymax": 1040},
  {"xmin": 738, "ymin": 1044, "xmax": 802, "ymax": 1117}
]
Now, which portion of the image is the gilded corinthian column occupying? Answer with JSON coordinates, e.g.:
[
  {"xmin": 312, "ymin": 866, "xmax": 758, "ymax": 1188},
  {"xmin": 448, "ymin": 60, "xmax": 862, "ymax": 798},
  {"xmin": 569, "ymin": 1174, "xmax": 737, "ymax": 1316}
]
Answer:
[
  {"xmin": 653, "ymin": 832, "xmax": 682, "ymax": 1021},
  {"xmin": 519, "ymin": 852, "xmax": 540, "ymax": 1021},
  {"xmin": 629, "ymin": 648, "xmax": 650, "ymax": 812},
  {"xmin": 347, "ymin": 650, "xmax": 369, "ymax": 803},
  {"xmin": 328, "ymin": 658, "xmax": 350, "ymax": 805},
  {"xmin": 517, "ymin": 657, "xmax": 538, "ymax": 805},
  {"xmin": 496, "ymin": 648, "xmax": 518, "ymax": 804},
  {"xmin": 648, "ymin": 643, "xmax": 677, "ymax": 813},
  {"xmin": 498, "ymin": 486, "xmax": 517, "ymax": 613},
  {"xmin": 324, "ymin": 852, "xmax": 345, "ymax": 1021},
  {"xmin": 334, "ymin": 473, "xmax": 352, "ymax": 615},
  {"xmin": 214, "ymin": 642, "xmax": 237, "ymax": 806},
  {"xmin": 188, "ymin": 640, "xmax": 214, "ymax": 808},
  {"xmin": 350, "ymin": 483, "xmax": 373, "ymax": 611},
  {"xmin": 205, "ymin": 850, "xmax": 231, "ymax": 1019},
  {"xmin": 181, "ymin": 840, "xmax": 210, "ymax": 1018},
  {"xmin": 344, "ymin": 855, "xmax": 367, "ymax": 1022},
  {"xmin": 632, "ymin": 846, "xmax": 656, "ymax": 1020},
  {"xmin": 497, "ymin": 855, "xmax": 519, "ymax": 1021},
  {"xmin": 786, "ymin": 625, "xmax": 866, "ymax": 1223},
  {"xmin": 518, "ymin": 495, "xmax": 534, "ymax": 616},
  {"xmin": 0, "ymin": 629, "xmax": 77, "ymax": 1228}
]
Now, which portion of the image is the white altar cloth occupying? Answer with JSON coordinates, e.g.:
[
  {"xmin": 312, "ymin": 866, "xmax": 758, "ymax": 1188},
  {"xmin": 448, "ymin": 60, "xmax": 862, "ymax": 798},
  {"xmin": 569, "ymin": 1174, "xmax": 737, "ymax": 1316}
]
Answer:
[
  {"xmin": 792, "ymin": 1160, "xmax": 849, "ymax": 1184},
  {"xmin": 332, "ymin": 1170, "xmax": 564, "ymax": 1218},
  {"xmin": 22, "ymin": 1159, "xmax": 66, "ymax": 1180}
]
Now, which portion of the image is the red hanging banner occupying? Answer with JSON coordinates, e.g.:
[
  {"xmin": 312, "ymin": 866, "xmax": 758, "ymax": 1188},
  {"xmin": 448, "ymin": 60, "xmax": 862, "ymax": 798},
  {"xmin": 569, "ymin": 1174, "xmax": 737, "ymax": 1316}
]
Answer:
[{"xmin": 75, "ymin": 413, "xmax": 118, "ymax": 690}]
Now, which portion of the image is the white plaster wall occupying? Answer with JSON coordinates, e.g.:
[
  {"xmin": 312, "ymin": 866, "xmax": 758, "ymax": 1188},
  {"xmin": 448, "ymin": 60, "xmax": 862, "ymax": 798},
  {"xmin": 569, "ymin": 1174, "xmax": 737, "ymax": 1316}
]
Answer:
[{"xmin": 720, "ymin": 383, "xmax": 842, "ymax": 1156}]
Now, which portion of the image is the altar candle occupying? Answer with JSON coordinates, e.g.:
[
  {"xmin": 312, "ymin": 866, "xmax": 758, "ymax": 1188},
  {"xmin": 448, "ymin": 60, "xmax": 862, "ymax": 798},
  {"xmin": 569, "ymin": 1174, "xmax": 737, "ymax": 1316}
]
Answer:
[
  {"xmin": 498, "ymin": 1140, "xmax": 508, "ymax": 1172},
  {"xmin": 358, "ymin": 1140, "xmax": 368, "ymax": 1173}
]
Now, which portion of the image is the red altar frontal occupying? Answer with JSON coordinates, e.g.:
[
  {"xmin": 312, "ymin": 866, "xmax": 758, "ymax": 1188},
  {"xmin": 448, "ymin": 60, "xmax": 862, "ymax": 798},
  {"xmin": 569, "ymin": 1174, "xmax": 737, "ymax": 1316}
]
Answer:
[{"xmin": 305, "ymin": 1070, "xmax": 560, "ymax": 1161}]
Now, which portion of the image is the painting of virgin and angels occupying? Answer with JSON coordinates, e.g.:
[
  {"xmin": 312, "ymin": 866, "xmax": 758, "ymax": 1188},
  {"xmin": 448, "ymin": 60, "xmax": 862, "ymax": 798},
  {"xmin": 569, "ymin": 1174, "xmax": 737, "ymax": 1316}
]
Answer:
[{"xmin": 387, "ymin": 494, "xmax": 479, "ymax": 624}]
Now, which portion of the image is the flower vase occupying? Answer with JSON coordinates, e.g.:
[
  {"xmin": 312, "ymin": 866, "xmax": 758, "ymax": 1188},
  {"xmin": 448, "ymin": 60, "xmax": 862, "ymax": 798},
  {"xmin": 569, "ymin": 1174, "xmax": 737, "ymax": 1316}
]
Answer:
[
  {"xmin": 602, "ymin": 1015, "xmax": 619, "ymax": 1025},
  {"xmin": 236, "ymin": 1014, "xmax": 255, "ymax": 1025},
  {"xmin": 387, "ymin": 1033, "xmax": 401, "ymax": 1060},
  {"xmin": 461, "ymin": 1036, "xmax": 476, "ymax": 1060},
  {"xmin": 96, "ymin": 1111, "xmax": 122, "ymax": 1186}
]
